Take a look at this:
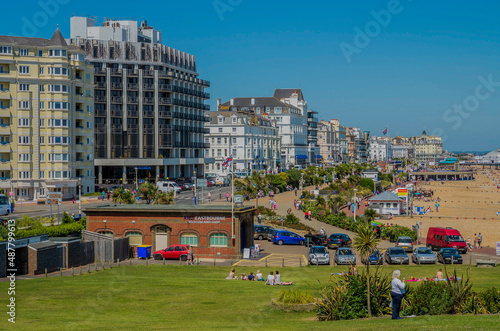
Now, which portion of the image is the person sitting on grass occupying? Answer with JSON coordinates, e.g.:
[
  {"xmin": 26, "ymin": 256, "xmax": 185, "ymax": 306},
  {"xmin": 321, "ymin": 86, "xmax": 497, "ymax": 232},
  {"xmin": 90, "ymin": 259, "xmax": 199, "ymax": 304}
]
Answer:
[
  {"xmin": 241, "ymin": 273, "xmax": 248, "ymax": 280},
  {"xmin": 256, "ymin": 270, "xmax": 264, "ymax": 281},
  {"xmin": 247, "ymin": 272, "xmax": 255, "ymax": 281},
  {"xmin": 274, "ymin": 270, "xmax": 293, "ymax": 286},
  {"xmin": 436, "ymin": 269, "xmax": 444, "ymax": 280},
  {"xmin": 265, "ymin": 271, "xmax": 275, "ymax": 285},
  {"xmin": 226, "ymin": 269, "xmax": 238, "ymax": 280}
]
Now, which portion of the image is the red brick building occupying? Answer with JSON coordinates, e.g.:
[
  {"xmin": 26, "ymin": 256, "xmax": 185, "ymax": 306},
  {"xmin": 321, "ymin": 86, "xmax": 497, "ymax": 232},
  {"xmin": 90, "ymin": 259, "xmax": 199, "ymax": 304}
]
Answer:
[{"xmin": 84, "ymin": 204, "xmax": 256, "ymax": 259}]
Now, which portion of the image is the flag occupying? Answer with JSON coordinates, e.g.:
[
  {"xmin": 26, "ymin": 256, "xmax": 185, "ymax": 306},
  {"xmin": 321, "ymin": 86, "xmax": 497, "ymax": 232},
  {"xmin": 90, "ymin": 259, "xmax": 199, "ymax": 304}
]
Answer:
[
  {"xmin": 383, "ymin": 127, "xmax": 388, "ymax": 135},
  {"xmin": 222, "ymin": 155, "xmax": 233, "ymax": 168}
]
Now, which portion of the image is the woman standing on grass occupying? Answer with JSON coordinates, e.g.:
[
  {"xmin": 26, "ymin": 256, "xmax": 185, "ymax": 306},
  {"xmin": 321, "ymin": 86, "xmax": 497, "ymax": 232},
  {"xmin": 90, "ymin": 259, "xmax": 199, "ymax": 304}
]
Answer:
[{"xmin": 391, "ymin": 270, "xmax": 405, "ymax": 320}]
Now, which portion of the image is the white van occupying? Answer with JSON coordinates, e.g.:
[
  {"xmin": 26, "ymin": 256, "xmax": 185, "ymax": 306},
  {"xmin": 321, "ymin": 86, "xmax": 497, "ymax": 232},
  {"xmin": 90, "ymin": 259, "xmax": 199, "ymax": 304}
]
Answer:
[
  {"xmin": 156, "ymin": 181, "xmax": 182, "ymax": 194},
  {"xmin": 0, "ymin": 194, "xmax": 10, "ymax": 215},
  {"xmin": 293, "ymin": 165, "xmax": 303, "ymax": 170}
]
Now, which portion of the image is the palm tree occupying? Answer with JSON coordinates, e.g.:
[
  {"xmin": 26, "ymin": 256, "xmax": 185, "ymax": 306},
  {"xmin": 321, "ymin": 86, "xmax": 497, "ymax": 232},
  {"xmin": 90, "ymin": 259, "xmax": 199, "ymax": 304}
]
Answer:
[
  {"xmin": 364, "ymin": 208, "xmax": 377, "ymax": 224},
  {"xmin": 328, "ymin": 195, "xmax": 345, "ymax": 214},
  {"xmin": 112, "ymin": 188, "xmax": 135, "ymax": 204},
  {"xmin": 139, "ymin": 181, "xmax": 157, "ymax": 204},
  {"xmin": 153, "ymin": 191, "xmax": 175, "ymax": 205},
  {"xmin": 315, "ymin": 195, "xmax": 326, "ymax": 208},
  {"xmin": 353, "ymin": 222, "xmax": 380, "ymax": 317}
]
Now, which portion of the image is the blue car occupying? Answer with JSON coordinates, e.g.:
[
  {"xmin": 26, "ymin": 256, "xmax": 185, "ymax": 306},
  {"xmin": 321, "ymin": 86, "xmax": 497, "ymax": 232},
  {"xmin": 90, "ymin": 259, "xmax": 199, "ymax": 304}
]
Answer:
[
  {"xmin": 272, "ymin": 230, "xmax": 305, "ymax": 246},
  {"xmin": 362, "ymin": 248, "xmax": 383, "ymax": 265}
]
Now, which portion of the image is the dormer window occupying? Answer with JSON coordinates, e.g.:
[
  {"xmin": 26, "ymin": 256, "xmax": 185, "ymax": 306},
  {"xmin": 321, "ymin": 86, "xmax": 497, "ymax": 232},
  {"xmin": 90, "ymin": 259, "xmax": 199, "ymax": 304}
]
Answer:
[
  {"xmin": 231, "ymin": 116, "xmax": 237, "ymax": 124},
  {"xmin": 48, "ymin": 49, "xmax": 67, "ymax": 57},
  {"xmin": 218, "ymin": 116, "xmax": 223, "ymax": 124}
]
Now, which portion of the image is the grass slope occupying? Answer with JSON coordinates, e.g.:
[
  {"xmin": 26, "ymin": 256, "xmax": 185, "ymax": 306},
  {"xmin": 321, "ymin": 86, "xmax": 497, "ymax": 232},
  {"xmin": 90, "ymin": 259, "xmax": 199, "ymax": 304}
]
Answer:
[{"xmin": 2, "ymin": 265, "xmax": 500, "ymax": 330}]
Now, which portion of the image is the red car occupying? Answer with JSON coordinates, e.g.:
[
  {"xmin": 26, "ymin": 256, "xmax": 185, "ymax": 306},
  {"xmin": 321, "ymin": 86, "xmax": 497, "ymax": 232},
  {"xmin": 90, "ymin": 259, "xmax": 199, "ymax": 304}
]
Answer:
[{"xmin": 153, "ymin": 244, "xmax": 189, "ymax": 261}]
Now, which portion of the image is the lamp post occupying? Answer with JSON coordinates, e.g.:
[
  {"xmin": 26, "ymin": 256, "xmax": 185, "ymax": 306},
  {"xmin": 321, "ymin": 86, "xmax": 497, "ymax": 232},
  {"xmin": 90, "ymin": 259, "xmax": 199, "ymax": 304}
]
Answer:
[
  {"xmin": 135, "ymin": 167, "xmax": 138, "ymax": 191},
  {"xmin": 194, "ymin": 170, "xmax": 197, "ymax": 205},
  {"xmin": 78, "ymin": 178, "xmax": 82, "ymax": 219},
  {"xmin": 353, "ymin": 188, "xmax": 357, "ymax": 222}
]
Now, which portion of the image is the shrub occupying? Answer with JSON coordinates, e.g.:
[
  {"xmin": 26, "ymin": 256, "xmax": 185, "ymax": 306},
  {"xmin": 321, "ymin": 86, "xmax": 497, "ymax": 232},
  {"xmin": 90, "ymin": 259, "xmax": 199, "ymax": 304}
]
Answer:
[
  {"xmin": 62, "ymin": 212, "xmax": 75, "ymax": 224},
  {"xmin": 15, "ymin": 222, "xmax": 83, "ymax": 239},
  {"xmin": 381, "ymin": 225, "xmax": 417, "ymax": 242},
  {"xmin": 479, "ymin": 287, "xmax": 500, "ymax": 313},
  {"xmin": 285, "ymin": 213, "xmax": 299, "ymax": 225},
  {"xmin": 358, "ymin": 178, "xmax": 374, "ymax": 191},
  {"xmin": 274, "ymin": 289, "xmax": 315, "ymax": 305},
  {"xmin": 401, "ymin": 281, "xmax": 455, "ymax": 316}
]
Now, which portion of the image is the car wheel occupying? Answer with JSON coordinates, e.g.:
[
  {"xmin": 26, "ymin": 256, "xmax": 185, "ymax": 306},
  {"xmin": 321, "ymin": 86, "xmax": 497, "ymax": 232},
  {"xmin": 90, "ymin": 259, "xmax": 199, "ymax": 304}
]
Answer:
[
  {"xmin": 258, "ymin": 235, "xmax": 263, "ymax": 240},
  {"xmin": 154, "ymin": 254, "xmax": 163, "ymax": 260},
  {"xmin": 299, "ymin": 240, "xmax": 305, "ymax": 246},
  {"xmin": 180, "ymin": 255, "xmax": 187, "ymax": 261},
  {"xmin": 278, "ymin": 240, "xmax": 284, "ymax": 245}
]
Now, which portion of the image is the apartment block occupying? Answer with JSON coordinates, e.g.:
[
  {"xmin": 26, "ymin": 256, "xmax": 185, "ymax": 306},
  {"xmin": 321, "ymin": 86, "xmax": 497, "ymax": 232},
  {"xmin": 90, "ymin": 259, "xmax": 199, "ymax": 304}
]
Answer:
[
  {"xmin": 0, "ymin": 28, "xmax": 95, "ymax": 200},
  {"xmin": 69, "ymin": 16, "xmax": 211, "ymax": 183}
]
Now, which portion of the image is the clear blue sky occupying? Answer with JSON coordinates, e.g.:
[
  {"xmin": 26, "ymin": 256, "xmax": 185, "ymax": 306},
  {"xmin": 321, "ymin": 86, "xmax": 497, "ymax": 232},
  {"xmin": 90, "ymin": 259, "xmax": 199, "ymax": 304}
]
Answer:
[{"xmin": 4, "ymin": 0, "xmax": 500, "ymax": 151}]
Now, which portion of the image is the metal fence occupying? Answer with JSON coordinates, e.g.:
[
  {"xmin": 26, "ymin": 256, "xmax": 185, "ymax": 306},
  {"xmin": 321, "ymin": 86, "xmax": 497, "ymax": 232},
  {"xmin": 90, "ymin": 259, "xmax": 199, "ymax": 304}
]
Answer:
[{"xmin": 82, "ymin": 230, "xmax": 129, "ymax": 263}]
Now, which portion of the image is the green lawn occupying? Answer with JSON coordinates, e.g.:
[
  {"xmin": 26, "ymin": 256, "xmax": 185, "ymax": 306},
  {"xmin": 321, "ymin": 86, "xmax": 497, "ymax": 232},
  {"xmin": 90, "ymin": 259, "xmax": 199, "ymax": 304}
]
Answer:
[{"xmin": 2, "ymin": 264, "xmax": 500, "ymax": 330}]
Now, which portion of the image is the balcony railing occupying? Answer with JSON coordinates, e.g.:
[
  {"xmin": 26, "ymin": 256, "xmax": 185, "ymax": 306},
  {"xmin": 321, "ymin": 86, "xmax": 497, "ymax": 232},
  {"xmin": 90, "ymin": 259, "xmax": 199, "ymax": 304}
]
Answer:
[
  {"xmin": 143, "ymin": 97, "xmax": 154, "ymax": 104},
  {"xmin": 95, "ymin": 96, "xmax": 107, "ymax": 102},
  {"xmin": 95, "ymin": 82, "xmax": 106, "ymax": 88}
]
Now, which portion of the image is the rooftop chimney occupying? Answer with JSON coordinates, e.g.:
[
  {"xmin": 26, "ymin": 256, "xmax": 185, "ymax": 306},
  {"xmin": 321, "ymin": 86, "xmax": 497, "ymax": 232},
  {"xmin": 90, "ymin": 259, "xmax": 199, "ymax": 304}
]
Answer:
[
  {"xmin": 251, "ymin": 98, "xmax": 255, "ymax": 105},
  {"xmin": 217, "ymin": 98, "xmax": 221, "ymax": 110},
  {"xmin": 230, "ymin": 99, "xmax": 234, "ymax": 106}
]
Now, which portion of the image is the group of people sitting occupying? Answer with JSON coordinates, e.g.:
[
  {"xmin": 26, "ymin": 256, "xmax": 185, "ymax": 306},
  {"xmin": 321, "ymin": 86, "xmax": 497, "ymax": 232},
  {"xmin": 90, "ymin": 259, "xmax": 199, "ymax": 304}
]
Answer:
[{"xmin": 226, "ymin": 269, "xmax": 293, "ymax": 285}]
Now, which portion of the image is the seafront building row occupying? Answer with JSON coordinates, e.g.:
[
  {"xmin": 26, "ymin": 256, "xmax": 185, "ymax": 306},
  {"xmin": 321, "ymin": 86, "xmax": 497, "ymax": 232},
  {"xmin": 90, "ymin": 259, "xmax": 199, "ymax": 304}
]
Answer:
[{"xmin": 0, "ymin": 16, "xmax": 444, "ymax": 200}]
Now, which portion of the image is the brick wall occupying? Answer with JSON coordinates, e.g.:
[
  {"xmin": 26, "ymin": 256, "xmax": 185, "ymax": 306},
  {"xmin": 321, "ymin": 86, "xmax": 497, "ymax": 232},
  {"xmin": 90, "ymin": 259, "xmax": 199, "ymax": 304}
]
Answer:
[{"xmin": 87, "ymin": 210, "xmax": 255, "ymax": 259}]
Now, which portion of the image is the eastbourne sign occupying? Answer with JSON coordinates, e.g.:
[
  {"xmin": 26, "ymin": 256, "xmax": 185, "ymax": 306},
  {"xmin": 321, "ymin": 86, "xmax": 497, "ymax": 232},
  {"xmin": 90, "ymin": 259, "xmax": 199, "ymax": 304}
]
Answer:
[{"xmin": 184, "ymin": 216, "xmax": 225, "ymax": 224}]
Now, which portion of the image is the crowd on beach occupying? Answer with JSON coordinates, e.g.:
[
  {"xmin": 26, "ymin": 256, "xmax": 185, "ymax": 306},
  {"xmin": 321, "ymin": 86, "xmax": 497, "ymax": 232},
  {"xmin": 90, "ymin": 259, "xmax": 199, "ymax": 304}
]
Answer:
[{"xmin": 226, "ymin": 269, "xmax": 293, "ymax": 285}]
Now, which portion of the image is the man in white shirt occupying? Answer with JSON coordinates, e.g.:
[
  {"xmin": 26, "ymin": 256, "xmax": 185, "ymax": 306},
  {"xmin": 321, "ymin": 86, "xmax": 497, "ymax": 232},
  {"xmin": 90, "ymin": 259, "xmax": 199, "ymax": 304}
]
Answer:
[{"xmin": 265, "ymin": 271, "xmax": 275, "ymax": 285}]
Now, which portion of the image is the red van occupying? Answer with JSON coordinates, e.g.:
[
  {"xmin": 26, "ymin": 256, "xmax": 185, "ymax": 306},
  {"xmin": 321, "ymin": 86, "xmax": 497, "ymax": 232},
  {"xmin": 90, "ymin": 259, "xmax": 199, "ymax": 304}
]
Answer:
[{"xmin": 426, "ymin": 227, "xmax": 467, "ymax": 254}]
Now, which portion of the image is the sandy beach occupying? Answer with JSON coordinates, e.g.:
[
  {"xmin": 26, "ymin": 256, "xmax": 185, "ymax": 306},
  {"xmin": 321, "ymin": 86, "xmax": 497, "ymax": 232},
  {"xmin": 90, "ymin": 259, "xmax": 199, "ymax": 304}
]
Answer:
[{"xmin": 393, "ymin": 167, "xmax": 500, "ymax": 249}]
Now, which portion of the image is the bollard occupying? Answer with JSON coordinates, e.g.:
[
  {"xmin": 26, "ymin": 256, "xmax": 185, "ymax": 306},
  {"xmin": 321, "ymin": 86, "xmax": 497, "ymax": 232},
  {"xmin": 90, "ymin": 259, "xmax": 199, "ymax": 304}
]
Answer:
[
  {"xmin": 469, "ymin": 255, "xmax": 472, "ymax": 265},
  {"xmin": 60, "ymin": 269, "xmax": 63, "ymax": 277},
  {"xmin": 197, "ymin": 258, "xmax": 200, "ymax": 266},
  {"xmin": 80, "ymin": 265, "xmax": 82, "ymax": 275},
  {"xmin": 95, "ymin": 262, "xmax": 98, "ymax": 272},
  {"xmin": 130, "ymin": 258, "xmax": 132, "ymax": 266},
  {"xmin": 102, "ymin": 261, "xmax": 105, "ymax": 270},
  {"xmin": 146, "ymin": 258, "xmax": 149, "ymax": 266},
  {"xmin": 163, "ymin": 256, "xmax": 165, "ymax": 266},
  {"xmin": 109, "ymin": 260, "xmax": 112, "ymax": 269},
  {"xmin": 299, "ymin": 257, "xmax": 302, "ymax": 267},
  {"xmin": 72, "ymin": 267, "xmax": 74, "ymax": 276},
  {"xmin": 179, "ymin": 257, "xmax": 182, "ymax": 266},
  {"xmin": 214, "ymin": 258, "xmax": 216, "ymax": 266},
  {"xmin": 282, "ymin": 258, "xmax": 285, "ymax": 268},
  {"xmin": 265, "ymin": 258, "xmax": 268, "ymax": 268},
  {"xmin": 118, "ymin": 259, "xmax": 120, "ymax": 267},
  {"xmin": 87, "ymin": 264, "xmax": 90, "ymax": 274},
  {"xmin": 45, "ymin": 268, "xmax": 47, "ymax": 278},
  {"xmin": 451, "ymin": 257, "xmax": 454, "ymax": 265}
]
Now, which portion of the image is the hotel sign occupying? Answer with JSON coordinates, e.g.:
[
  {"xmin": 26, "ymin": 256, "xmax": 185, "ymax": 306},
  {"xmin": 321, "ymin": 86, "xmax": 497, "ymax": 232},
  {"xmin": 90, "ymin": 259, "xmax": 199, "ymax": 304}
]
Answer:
[{"xmin": 184, "ymin": 216, "xmax": 225, "ymax": 224}]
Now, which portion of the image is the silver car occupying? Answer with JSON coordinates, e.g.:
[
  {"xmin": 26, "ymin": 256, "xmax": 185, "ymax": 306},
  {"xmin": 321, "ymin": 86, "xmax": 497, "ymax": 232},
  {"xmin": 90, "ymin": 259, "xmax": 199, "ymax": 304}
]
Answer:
[
  {"xmin": 395, "ymin": 236, "xmax": 414, "ymax": 253},
  {"xmin": 308, "ymin": 246, "xmax": 330, "ymax": 265},
  {"xmin": 412, "ymin": 247, "xmax": 436, "ymax": 264},
  {"xmin": 334, "ymin": 247, "xmax": 356, "ymax": 265}
]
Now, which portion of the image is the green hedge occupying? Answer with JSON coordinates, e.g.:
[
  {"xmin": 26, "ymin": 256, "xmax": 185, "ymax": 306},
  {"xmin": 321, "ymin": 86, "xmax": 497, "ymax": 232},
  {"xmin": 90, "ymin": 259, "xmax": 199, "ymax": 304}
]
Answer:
[{"xmin": 15, "ymin": 222, "xmax": 84, "ymax": 239}]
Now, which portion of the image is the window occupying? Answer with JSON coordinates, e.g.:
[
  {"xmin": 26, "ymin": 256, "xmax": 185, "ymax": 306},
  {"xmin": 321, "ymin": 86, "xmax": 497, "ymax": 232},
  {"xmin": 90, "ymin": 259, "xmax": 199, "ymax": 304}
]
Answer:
[
  {"xmin": 48, "ymin": 153, "xmax": 71, "ymax": 161},
  {"xmin": 48, "ymin": 67, "xmax": 70, "ymax": 76},
  {"xmin": 39, "ymin": 84, "xmax": 45, "ymax": 92},
  {"xmin": 39, "ymin": 102, "xmax": 44, "ymax": 109},
  {"xmin": 39, "ymin": 171, "xmax": 44, "ymax": 178},
  {"xmin": 217, "ymin": 149, "xmax": 222, "ymax": 157},
  {"xmin": 38, "ymin": 50, "xmax": 43, "ymax": 57},
  {"xmin": 98, "ymin": 231, "xmax": 114, "ymax": 236},
  {"xmin": 218, "ymin": 117, "xmax": 223, "ymax": 123},
  {"xmin": 48, "ymin": 49, "xmax": 67, "ymax": 57},
  {"xmin": 86, "ymin": 137, "xmax": 92, "ymax": 145},
  {"xmin": 18, "ymin": 154, "xmax": 30, "ymax": 162},
  {"xmin": 48, "ymin": 119, "xmax": 70, "ymax": 127},
  {"xmin": 86, "ymin": 121, "xmax": 92, "ymax": 129},
  {"xmin": 218, "ymin": 128, "xmax": 223, "ymax": 133},
  {"xmin": 19, "ymin": 84, "xmax": 29, "ymax": 91},
  {"xmin": 86, "ymin": 153, "xmax": 92, "ymax": 161},
  {"xmin": 48, "ymin": 102, "xmax": 70, "ymax": 110},
  {"xmin": 181, "ymin": 233, "xmax": 198, "ymax": 246},
  {"xmin": 86, "ymin": 169, "xmax": 92, "ymax": 177},
  {"xmin": 86, "ymin": 89, "xmax": 91, "ymax": 97},
  {"xmin": 232, "ymin": 117, "xmax": 237, "ymax": 124},
  {"xmin": 40, "ymin": 154, "xmax": 45, "ymax": 161},
  {"xmin": 86, "ymin": 105, "xmax": 93, "ymax": 113},
  {"xmin": 232, "ymin": 137, "xmax": 236, "ymax": 144},
  {"xmin": 0, "ymin": 46, "xmax": 12, "ymax": 54},
  {"xmin": 232, "ymin": 128, "xmax": 236, "ymax": 133},
  {"xmin": 19, "ymin": 66, "xmax": 29, "ymax": 74},
  {"xmin": 39, "ymin": 67, "xmax": 44, "ymax": 75},
  {"xmin": 217, "ymin": 138, "xmax": 221, "ymax": 144},
  {"xmin": 18, "ymin": 48, "xmax": 28, "ymax": 56},
  {"xmin": 40, "ymin": 136, "xmax": 44, "ymax": 144},
  {"xmin": 48, "ymin": 171, "xmax": 71, "ymax": 179},
  {"xmin": 86, "ymin": 73, "xmax": 90, "ymax": 81},
  {"xmin": 126, "ymin": 231, "xmax": 143, "ymax": 246},
  {"xmin": 18, "ymin": 136, "xmax": 31, "ymax": 144},
  {"xmin": 210, "ymin": 233, "xmax": 228, "ymax": 247},
  {"xmin": 18, "ymin": 118, "xmax": 30, "ymax": 127},
  {"xmin": 39, "ymin": 119, "xmax": 44, "ymax": 127},
  {"xmin": 18, "ymin": 101, "xmax": 30, "ymax": 109},
  {"xmin": 48, "ymin": 136, "xmax": 70, "ymax": 145},
  {"xmin": 18, "ymin": 171, "xmax": 31, "ymax": 179},
  {"xmin": 48, "ymin": 84, "xmax": 70, "ymax": 93}
]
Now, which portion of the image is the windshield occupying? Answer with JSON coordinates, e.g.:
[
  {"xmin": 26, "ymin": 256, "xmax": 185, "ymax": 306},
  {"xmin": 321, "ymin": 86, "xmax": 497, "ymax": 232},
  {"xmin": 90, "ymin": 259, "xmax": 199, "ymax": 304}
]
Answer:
[
  {"xmin": 398, "ymin": 238, "xmax": 412, "ymax": 243},
  {"xmin": 0, "ymin": 195, "xmax": 7, "ymax": 205},
  {"xmin": 310, "ymin": 247, "xmax": 327, "ymax": 254},
  {"xmin": 330, "ymin": 234, "xmax": 342, "ymax": 239},
  {"xmin": 339, "ymin": 249, "xmax": 353, "ymax": 255},
  {"xmin": 390, "ymin": 249, "xmax": 406, "ymax": 255},
  {"xmin": 447, "ymin": 235, "xmax": 464, "ymax": 242},
  {"xmin": 417, "ymin": 248, "xmax": 433, "ymax": 254},
  {"xmin": 442, "ymin": 248, "xmax": 457, "ymax": 254}
]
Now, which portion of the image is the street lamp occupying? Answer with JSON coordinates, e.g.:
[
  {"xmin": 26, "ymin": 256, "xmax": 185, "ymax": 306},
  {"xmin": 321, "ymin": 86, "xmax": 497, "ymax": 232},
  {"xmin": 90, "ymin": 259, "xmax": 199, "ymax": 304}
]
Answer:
[
  {"xmin": 194, "ymin": 170, "xmax": 197, "ymax": 205},
  {"xmin": 78, "ymin": 178, "xmax": 82, "ymax": 219},
  {"xmin": 353, "ymin": 188, "xmax": 357, "ymax": 222}
]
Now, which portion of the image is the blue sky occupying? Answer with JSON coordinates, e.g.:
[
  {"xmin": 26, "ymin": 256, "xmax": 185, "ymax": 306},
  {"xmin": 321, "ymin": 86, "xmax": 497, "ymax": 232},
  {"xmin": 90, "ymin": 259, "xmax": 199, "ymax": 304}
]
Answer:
[{"xmin": 4, "ymin": 0, "xmax": 500, "ymax": 151}]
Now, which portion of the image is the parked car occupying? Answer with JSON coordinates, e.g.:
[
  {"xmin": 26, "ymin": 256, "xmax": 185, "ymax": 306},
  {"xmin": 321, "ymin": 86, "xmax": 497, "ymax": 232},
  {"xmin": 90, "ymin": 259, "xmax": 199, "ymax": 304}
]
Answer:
[
  {"xmin": 0, "ymin": 194, "xmax": 10, "ymax": 216},
  {"xmin": 304, "ymin": 233, "xmax": 327, "ymax": 247},
  {"xmin": 426, "ymin": 227, "xmax": 467, "ymax": 254},
  {"xmin": 156, "ymin": 181, "xmax": 182, "ymax": 194},
  {"xmin": 327, "ymin": 233, "xmax": 351, "ymax": 249},
  {"xmin": 216, "ymin": 177, "xmax": 230, "ymax": 186},
  {"xmin": 361, "ymin": 248, "xmax": 383, "ymax": 265},
  {"xmin": 271, "ymin": 230, "xmax": 305, "ymax": 246},
  {"xmin": 395, "ymin": 236, "xmax": 414, "ymax": 252},
  {"xmin": 254, "ymin": 225, "xmax": 274, "ymax": 240},
  {"xmin": 384, "ymin": 247, "xmax": 410, "ymax": 265},
  {"xmin": 412, "ymin": 247, "xmax": 437, "ymax": 264},
  {"xmin": 334, "ymin": 247, "xmax": 356, "ymax": 265},
  {"xmin": 267, "ymin": 228, "xmax": 278, "ymax": 242},
  {"xmin": 207, "ymin": 179, "xmax": 216, "ymax": 187},
  {"xmin": 153, "ymin": 244, "xmax": 189, "ymax": 261},
  {"xmin": 437, "ymin": 248, "xmax": 463, "ymax": 264},
  {"xmin": 181, "ymin": 183, "xmax": 193, "ymax": 191},
  {"xmin": 308, "ymin": 246, "xmax": 330, "ymax": 265}
]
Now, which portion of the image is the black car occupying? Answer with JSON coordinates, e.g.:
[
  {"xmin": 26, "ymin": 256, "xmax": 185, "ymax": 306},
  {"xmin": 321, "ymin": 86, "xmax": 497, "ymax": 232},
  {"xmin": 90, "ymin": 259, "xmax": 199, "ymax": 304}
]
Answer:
[
  {"xmin": 327, "ymin": 233, "xmax": 351, "ymax": 249},
  {"xmin": 254, "ymin": 225, "xmax": 274, "ymax": 240},
  {"xmin": 304, "ymin": 233, "xmax": 327, "ymax": 247},
  {"xmin": 437, "ymin": 248, "xmax": 463, "ymax": 264},
  {"xmin": 384, "ymin": 247, "xmax": 410, "ymax": 265}
]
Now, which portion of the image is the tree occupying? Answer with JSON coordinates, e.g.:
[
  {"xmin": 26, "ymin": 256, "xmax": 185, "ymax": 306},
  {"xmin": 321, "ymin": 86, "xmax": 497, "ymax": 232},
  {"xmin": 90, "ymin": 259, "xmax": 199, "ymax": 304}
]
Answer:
[
  {"xmin": 315, "ymin": 195, "xmax": 326, "ymax": 208},
  {"xmin": 328, "ymin": 195, "xmax": 345, "ymax": 214},
  {"xmin": 62, "ymin": 212, "xmax": 74, "ymax": 224},
  {"xmin": 364, "ymin": 208, "xmax": 377, "ymax": 224},
  {"xmin": 153, "ymin": 191, "xmax": 175, "ymax": 205},
  {"xmin": 112, "ymin": 188, "xmax": 135, "ymax": 204},
  {"xmin": 139, "ymin": 181, "xmax": 157, "ymax": 204},
  {"xmin": 353, "ymin": 222, "xmax": 380, "ymax": 317}
]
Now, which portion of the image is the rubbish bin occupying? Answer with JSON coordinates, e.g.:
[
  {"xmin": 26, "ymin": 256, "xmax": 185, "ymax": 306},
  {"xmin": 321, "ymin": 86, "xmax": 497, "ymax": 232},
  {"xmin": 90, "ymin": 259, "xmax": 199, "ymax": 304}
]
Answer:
[{"xmin": 137, "ymin": 245, "xmax": 152, "ymax": 259}]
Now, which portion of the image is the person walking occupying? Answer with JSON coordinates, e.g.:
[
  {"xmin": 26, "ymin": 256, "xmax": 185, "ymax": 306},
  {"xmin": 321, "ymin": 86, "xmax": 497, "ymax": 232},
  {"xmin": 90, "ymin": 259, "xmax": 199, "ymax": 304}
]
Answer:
[
  {"xmin": 273, "ymin": 201, "xmax": 277, "ymax": 210},
  {"xmin": 390, "ymin": 270, "xmax": 405, "ymax": 320},
  {"xmin": 257, "ymin": 213, "xmax": 262, "ymax": 224},
  {"xmin": 107, "ymin": 191, "xmax": 110, "ymax": 200},
  {"xmin": 101, "ymin": 191, "xmax": 105, "ymax": 201},
  {"xmin": 207, "ymin": 191, "xmax": 211, "ymax": 202},
  {"xmin": 473, "ymin": 233, "xmax": 478, "ymax": 249},
  {"xmin": 226, "ymin": 192, "xmax": 229, "ymax": 202},
  {"xmin": 295, "ymin": 187, "xmax": 298, "ymax": 196},
  {"xmin": 72, "ymin": 195, "xmax": 75, "ymax": 204},
  {"xmin": 435, "ymin": 202, "xmax": 439, "ymax": 212},
  {"xmin": 478, "ymin": 233, "xmax": 483, "ymax": 249}
]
